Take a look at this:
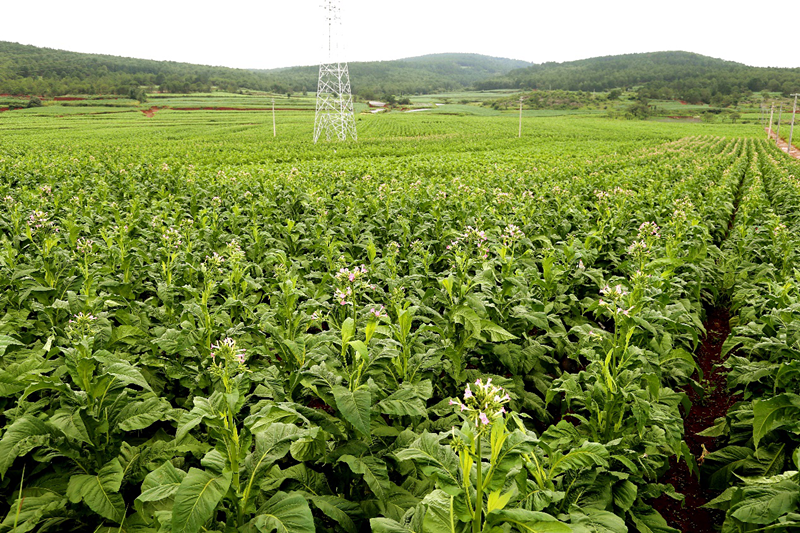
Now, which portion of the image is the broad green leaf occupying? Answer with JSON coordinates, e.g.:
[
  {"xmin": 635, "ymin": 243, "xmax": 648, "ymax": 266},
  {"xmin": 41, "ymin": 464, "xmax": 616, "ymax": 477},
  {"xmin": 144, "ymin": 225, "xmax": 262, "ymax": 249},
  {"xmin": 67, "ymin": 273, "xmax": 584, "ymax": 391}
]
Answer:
[
  {"xmin": 309, "ymin": 495, "xmax": 359, "ymax": 533},
  {"xmin": 612, "ymin": 480, "xmax": 637, "ymax": 512},
  {"xmin": 332, "ymin": 385, "xmax": 371, "ymax": 437},
  {"xmin": 0, "ymin": 490, "xmax": 66, "ymax": 533},
  {"xmin": 453, "ymin": 306, "xmax": 482, "ymax": 338},
  {"xmin": 487, "ymin": 508, "xmax": 571, "ymax": 532},
  {"xmin": 0, "ymin": 334, "xmax": 23, "ymax": 356},
  {"xmin": 245, "ymin": 423, "xmax": 304, "ymax": 503},
  {"xmin": 419, "ymin": 489, "xmax": 455, "ymax": 533},
  {"xmin": 378, "ymin": 385, "xmax": 428, "ymax": 418},
  {"xmin": 101, "ymin": 358, "xmax": 152, "ymax": 391},
  {"xmin": 0, "ymin": 415, "xmax": 52, "ymax": 478},
  {"xmin": 753, "ymin": 394, "xmax": 800, "ymax": 448},
  {"xmin": 66, "ymin": 458, "xmax": 125, "ymax": 523},
  {"xmin": 171, "ymin": 468, "xmax": 232, "ymax": 533},
  {"xmin": 480, "ymin": 320, "xmax": 518, "ymax": 342},
  {"xmin": 339, "ymin": 454, "xmax": 391, "ymax": 502},
  {"xmin": 369, "ymin": 517, "xmax": 416, "ymax": 533},
  {"xmin": 729, "ymin": 484, "xmax": 800, "ymax": 524},
  {"xmin": 549, "ymin": 442, "xmax": 609, "ymax": 478},
  {"xmin": 253, "ymin": 491, "xmax": 314, "ymax": 533},
  {"xmin": 50, "ymin": 407, "xmax": 91, "ymax": 445},
  {"xmin": 118, "ymin": 396, "xmax": 170, "ymax": 431},
  {"xmin": 137, "ymin": 461, "xmax": 187, "ymax": 503},
  {"xmin": 108, "ymin": 325, "xmax": 145, "ymax": 346},
  {"xmin": 395, "ymin": 432, "xmax": 460, "ymax": 492},
  {"xmin": 568, "ymin": 508, "xmax": 628, "ymax": 533},
  {"xmin": 175, "ymin": 396, "xmax": 219, "ymax": 442}
]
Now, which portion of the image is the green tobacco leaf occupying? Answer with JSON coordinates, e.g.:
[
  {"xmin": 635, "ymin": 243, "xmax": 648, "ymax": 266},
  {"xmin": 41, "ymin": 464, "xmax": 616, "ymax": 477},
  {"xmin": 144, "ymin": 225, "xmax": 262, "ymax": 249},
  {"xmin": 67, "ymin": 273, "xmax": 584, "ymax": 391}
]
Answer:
[
  {"xmin": 118, "ymin": 396, "xmax": 170, "ymax": 431},
  {"xmin": 612, "ymin": 480, "xmax": 637, "ymax": 512},
  {"xmin": 171, "ymin": 468, "xmax": 231, "ymax": 533},
  {"xmin": 0, "ymin": 334, "xmax": 23, "ymax": 356},
  {"xmin": 253, "ymin": 491, "xmax": 315, "ymax": 533},
  {"xmin": 378, "ymin": 384, "xmax": 428, "ymax": 418},
  {"xmin": 50, "ymin": 407, "xmax": 91, "ymax": 445},
  {"xmin": 370, "ymin": 517, "xmax": 417, "ymax": 533},
  {"xmin": 66, "ymin": 458, "xmax": 125, "ymax": 523},
  {"xmin": 568, "ymin": 508, "xmax": 628, "ymax": 533},
  {"xmin": 137, "ymin": 461, "xmax": 187, "ymax": 503},
  {"xmin": 753, "ymin": 394, "xmax": 800, "ymax": 448},
  {"xmin": 549, "ymin": 441, "xmax": 609, "ymax": 478},
  {"xmin": 0, "ymin": 490, "xmax": 66, "ymax": 533},
  {"xmin": 419, "ymin": 489, "xmax": 456, "ymax": 533},
  {"xmin": 332, "ymin": 385, "xmax": 371, "ymax": 437},
  {"xmin": 339, "ymin": 454, "xmax": 391, "ymax": 502},
  {"xmin": 0, "ymin": 415, "xmax": 52, "ymax": 478},
  {"xmin": 108, "ymin": 325, "xmax": 145, "ymax": 346},
  {"xmin": 175, "ymin": 396, "xmax": 219, "ymax": 442},
  {"xmin": 487, "ymin": 508, "xmax": 571, "ymax": 532},
  {"xmin": 309, "ymin": 495, "xmax": 360, "ymax": 533},
  {"xmin": 453, "ymin": 306, "xmax": 482, "ymax": 338},
  {"xmin": 480, "ymin": 320, "xmax": 518, "ymax": 342},
  {"xmin": 395, "ymin": 432, "xmax": 460, "ymax": 492},
  {"xmin": 101, "ymin": 358, "xmax": 152, "ymax": 391},
  {"xmin": 730, "ymin": 484, "xmax": 800, "ymax": 524}
]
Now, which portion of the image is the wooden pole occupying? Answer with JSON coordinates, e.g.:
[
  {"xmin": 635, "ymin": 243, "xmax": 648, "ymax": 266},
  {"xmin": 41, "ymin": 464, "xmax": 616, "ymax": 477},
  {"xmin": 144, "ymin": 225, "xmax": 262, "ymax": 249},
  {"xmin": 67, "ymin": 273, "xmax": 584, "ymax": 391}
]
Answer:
[
  {"xmin": 789, "ymin": 94, "xmax": 799, "ymax": 154},
  {"xmin": 272, "ymin": 98, "xmax": 276, "ymax": 137},
  {"xmin": 768, "ymin": 103, "xmax": 775, "ymax": 140},
  {"xmin": 518, "ymin": 96, "xmax": 523, "ymax": 138}
]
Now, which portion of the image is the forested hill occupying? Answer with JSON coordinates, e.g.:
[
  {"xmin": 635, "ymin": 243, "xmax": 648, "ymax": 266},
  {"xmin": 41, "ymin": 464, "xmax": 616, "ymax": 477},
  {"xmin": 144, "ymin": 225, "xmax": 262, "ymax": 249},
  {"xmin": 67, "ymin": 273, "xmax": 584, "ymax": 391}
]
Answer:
[
  {"xmin": 252, "ymin": 54, "xmax": 532, "ymax": 98},
  {"xmin": 0, "ymin": 42, "xmax": 529, "ymax": 97},
  {"xmin": 476, "ymin": 51, "xmax": 800, "ymax": 104}
]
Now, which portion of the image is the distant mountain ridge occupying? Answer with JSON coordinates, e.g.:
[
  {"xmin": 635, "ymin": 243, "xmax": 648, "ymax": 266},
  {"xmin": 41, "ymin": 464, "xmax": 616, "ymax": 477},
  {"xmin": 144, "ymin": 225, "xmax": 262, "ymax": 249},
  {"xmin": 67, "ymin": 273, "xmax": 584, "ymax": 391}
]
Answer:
[
  {"xmin": 3, "ymin": 43, "xmax": 800, "ymax": 104},
  {"xmin": 0, "ymin": 41, "xmax": 528, "ymax": 97},
  {"xmin": 476, "ymin": 51, "xmax": 800, "ymax": 104}
]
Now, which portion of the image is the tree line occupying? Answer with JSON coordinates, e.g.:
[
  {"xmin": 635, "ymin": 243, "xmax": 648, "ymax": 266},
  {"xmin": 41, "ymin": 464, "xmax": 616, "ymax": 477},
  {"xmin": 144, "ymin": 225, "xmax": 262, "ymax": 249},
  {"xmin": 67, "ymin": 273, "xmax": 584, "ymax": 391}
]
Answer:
[{"xmin": 475, "ymin": 51, "xmax": 800, "ymax": 105}]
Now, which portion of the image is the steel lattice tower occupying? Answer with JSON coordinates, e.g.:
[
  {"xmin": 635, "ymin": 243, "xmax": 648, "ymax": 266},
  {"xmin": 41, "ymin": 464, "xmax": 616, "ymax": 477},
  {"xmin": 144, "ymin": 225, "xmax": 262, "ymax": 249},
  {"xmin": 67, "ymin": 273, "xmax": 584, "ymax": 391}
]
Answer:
[{"xmin": 313, "ymin": 0, "xmax": 357, "ymax": 143}]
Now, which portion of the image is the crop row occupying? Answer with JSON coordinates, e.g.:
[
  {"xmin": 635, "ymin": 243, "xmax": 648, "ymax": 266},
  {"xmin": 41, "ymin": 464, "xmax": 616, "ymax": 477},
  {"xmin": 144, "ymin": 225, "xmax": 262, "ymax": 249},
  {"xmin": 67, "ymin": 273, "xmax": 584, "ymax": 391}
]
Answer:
[{"xmin": 0, "ymin": 126, "xmax": 779, "ymax": 532}]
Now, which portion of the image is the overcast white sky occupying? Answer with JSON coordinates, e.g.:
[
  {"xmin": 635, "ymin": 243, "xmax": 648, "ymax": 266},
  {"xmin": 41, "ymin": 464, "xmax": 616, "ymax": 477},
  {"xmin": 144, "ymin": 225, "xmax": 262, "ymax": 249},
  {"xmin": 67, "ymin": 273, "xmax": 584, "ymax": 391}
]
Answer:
[{"xmin": 4, "ymin": 1, "xmax": 795, "ymax": 70}]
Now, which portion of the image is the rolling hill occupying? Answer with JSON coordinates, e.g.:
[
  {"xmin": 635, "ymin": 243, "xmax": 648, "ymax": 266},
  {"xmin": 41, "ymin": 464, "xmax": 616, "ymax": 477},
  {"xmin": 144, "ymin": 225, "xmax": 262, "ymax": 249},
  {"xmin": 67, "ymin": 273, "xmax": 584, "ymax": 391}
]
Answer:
[
  {"xmin": 476, "ymin": 51, "xmax": 800, "ymax": 104},
  {"xmin": 0, "ymin": 41, "xmax": 528, "ymax": 98}
]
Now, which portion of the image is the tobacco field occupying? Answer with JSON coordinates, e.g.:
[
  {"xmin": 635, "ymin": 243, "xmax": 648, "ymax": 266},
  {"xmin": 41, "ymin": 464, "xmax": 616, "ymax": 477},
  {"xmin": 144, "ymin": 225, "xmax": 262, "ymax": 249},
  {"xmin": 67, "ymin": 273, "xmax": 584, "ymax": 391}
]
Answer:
[{"xmin": 0, "ymin": 109, "xmax": 798, "ymax": 532}]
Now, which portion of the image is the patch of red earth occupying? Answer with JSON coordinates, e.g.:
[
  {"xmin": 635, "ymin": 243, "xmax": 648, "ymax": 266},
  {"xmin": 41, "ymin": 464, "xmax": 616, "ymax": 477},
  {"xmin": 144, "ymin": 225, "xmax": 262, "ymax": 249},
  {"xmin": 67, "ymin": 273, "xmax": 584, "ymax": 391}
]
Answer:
[
  {"xmin": 171, "ymin": 106, "xmax": 306, "ymax": 111},
  {"xmin": 0, "ymin": 107, "xmax": 9, "ymax": 113},
  {"xmin": 652, "ymin": 307, "xmax": 739, "ymax": 532},
  {"xmin": 141, "ymin": 106, "xmax": 165, "ymax": 117},
  {"xmin": 766, "ymin": 128, "xmax": 800, "ymax": 159},
  {"xmin": 53, "ymin": 97, "xmax": 85, "ymax": 101}
]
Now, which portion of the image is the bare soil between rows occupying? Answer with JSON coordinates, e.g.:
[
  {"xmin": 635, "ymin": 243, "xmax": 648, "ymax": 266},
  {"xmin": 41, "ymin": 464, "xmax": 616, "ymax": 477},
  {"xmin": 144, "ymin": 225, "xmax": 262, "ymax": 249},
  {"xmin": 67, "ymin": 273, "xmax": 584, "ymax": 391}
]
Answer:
[{"xmin": 652, "ymin": 307, "xmax": 739, "ymax": 531}]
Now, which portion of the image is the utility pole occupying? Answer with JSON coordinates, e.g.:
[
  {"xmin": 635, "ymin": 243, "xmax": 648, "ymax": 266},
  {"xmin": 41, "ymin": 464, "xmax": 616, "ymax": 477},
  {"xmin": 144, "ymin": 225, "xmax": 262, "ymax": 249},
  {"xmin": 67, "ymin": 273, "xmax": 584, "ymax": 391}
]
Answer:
[
  {"xmin": 272, "ymin": 98, "xmax": 276, "ymax": 137},
  {"xmin": 776, "ymin": 104, "xmax": 783, "ymax": 147},
  {"xmin": 788, "ymin": 94, "xmax": 799, "ymax": 154},
  {"xmin": 518, "ymin": 96, "xmax": 524, "ymax": 138},
  {"xmin": 769, "ymin": 103, "xmax": 775, "ymax": 140}
]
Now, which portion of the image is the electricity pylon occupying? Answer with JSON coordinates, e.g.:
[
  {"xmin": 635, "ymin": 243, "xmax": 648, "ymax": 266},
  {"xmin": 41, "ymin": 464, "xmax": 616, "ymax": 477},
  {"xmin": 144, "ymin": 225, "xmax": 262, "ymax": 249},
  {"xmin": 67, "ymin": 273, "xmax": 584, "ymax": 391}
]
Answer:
[{"xmin": 313, "ymin": 0, "xmax": 357, "ymax": 143}]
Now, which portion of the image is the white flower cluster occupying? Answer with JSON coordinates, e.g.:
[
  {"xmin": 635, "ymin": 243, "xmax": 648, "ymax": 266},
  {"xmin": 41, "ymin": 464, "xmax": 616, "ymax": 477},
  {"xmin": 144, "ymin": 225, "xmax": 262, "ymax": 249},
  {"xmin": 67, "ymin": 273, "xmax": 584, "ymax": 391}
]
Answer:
[{"xmin": 450, "ymin": 377, "xmax": 510, "ymax": 429}]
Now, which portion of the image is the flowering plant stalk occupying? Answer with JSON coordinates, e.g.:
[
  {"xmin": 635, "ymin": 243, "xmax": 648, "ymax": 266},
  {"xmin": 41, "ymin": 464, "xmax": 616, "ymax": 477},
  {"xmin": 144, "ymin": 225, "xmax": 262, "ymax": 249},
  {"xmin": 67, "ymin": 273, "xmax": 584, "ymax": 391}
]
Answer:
[{"xmin": 450, "ymin": 378, "xmax": 511, "ymax": 533}]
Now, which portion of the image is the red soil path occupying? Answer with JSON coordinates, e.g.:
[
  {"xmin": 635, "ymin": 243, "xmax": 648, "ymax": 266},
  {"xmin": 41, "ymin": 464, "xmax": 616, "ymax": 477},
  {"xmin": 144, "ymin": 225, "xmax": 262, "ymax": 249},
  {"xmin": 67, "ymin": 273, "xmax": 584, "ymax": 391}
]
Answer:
[
  {"xmin": 766, "ymin": 128, "xmax": 800, "ymax": 159},
  {"xmin": 138, "ymin": 105, "xmax": 308, "ymax": 117},
  {"xmin": 652, "ymin": 307, "xmax": 738, "ymax": 531}
]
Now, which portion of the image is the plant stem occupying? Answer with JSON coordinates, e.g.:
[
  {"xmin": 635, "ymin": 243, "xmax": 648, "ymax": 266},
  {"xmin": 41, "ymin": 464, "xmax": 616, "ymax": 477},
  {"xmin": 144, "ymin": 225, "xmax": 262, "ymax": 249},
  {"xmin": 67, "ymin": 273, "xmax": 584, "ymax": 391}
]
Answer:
[{"xmin": 473, "ymin": 435, "xmax": 483, "ymax": 533}]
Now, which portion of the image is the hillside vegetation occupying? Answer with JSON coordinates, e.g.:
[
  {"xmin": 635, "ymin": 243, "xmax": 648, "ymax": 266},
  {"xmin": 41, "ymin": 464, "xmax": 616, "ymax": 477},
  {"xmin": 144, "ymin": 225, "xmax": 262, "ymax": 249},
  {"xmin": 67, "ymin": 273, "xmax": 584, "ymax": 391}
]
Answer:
[
  {"xmin": 476, "ymin": 51, "xmax": 800, "ymax": 104},
  {"xmin": 0, "ymin": 42, "xmax": 527, "ymax": 98}
]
